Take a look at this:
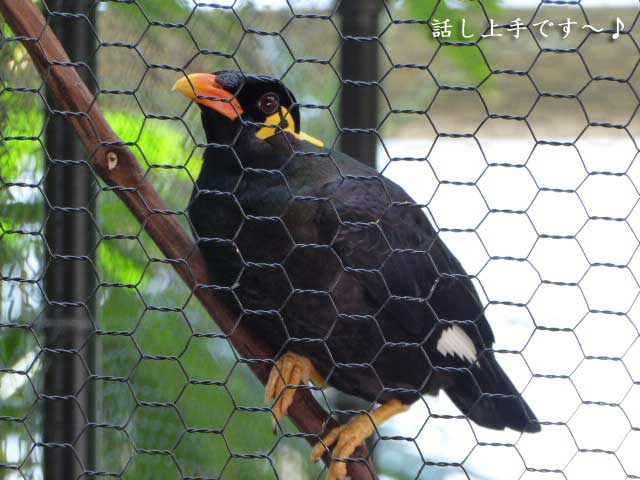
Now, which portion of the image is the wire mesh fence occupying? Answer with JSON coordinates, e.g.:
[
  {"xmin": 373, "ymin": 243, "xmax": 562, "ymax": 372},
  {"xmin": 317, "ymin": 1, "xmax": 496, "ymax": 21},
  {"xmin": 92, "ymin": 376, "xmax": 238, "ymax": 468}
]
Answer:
[{"xmin": 2, "ymin": 0, "xmax": 640, "ymax": 479}]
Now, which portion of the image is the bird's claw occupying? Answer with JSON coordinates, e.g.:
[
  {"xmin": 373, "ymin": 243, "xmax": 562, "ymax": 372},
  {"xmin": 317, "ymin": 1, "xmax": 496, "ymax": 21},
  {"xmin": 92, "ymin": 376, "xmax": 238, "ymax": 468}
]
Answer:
[
  {"xmin": 312, "ymin": 400, "xmax": 410, "ymax": 480},
  {"xmin": 265, "ymin": 352, "xmax": 314, "ymax": 429},
  {"xmin": 311, "ymin": 414, "xmax": 375, "ymax": 480}
]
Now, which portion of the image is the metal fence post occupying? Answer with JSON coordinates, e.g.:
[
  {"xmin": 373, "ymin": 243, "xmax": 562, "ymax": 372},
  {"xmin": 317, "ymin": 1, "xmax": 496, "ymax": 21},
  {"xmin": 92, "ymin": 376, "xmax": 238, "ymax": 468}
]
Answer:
[
  {"xmin": 335, "ymin": 5, "xmax": 384, "ymax": 456},
  {"xmin": 42, "ymin": 0, "xmax": 97, "ymax": 477},
  {"xmin": 338, "ymin": 0, "xmax": 382, "ymax": 169}
]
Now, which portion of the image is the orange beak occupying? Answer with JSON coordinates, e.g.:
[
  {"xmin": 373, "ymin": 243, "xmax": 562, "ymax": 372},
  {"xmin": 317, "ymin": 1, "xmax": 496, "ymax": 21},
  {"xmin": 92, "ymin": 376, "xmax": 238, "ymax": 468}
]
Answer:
[{"xmin": 172, "ymin": 73, "xmax": 243, "ymax": 120}]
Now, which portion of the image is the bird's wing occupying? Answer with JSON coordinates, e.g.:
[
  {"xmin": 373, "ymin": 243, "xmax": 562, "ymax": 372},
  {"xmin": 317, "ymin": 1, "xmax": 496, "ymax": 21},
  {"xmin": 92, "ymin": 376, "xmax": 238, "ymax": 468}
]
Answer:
[
  {"xmin": 275, "ymin": 142, "xmax": 495, "ymax": 355},
  {"xmin": 321, "ymin": 173, "xmax": 495, "ymax": 352}
]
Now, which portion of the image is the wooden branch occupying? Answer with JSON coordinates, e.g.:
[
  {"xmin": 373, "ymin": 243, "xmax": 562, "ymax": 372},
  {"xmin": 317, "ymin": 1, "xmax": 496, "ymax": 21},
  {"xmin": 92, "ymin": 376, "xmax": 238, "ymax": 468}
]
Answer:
[{"xmin": 0, "ymin": 1, "xmax": 378, "ymax": 479}]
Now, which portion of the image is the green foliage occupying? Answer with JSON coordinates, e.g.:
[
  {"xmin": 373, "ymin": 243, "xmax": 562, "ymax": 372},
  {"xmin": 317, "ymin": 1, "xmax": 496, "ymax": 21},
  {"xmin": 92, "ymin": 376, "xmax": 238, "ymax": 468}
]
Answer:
[
  {"xmin": 405, "ymin": 0, "xmax": 502, "ymax": 83},
  {"xmin": 106, "ymin": 111, "xmax": 185, "ymax": 162}
]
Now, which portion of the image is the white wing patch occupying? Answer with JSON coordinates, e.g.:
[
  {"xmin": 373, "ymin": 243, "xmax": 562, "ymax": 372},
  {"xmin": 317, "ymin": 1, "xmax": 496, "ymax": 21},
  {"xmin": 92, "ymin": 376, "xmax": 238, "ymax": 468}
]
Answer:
[{"xmin": 436, "ymin": 325, "xmax": 478, "ymax": 363}]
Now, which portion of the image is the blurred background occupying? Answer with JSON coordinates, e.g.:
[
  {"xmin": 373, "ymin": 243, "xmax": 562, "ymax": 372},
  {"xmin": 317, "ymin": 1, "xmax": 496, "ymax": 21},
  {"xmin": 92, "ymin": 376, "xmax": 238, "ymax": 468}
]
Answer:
[{"xmin": 2, "ymin": 0, "xmax": 640, "ymax": 479}]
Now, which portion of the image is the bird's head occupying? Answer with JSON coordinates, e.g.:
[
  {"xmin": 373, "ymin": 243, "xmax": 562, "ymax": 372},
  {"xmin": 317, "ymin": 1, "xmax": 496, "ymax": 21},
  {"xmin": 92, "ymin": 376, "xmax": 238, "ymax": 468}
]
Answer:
[{"xmin": 172, "ymin": 70, "xmax": 323, "ymax": 148}]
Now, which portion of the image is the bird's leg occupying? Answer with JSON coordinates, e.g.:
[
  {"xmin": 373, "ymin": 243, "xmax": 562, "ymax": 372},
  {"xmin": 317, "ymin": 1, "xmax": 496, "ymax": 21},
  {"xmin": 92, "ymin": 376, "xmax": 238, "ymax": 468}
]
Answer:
[
  {"xmin": 312, "ymin": 399, "xmax": 410, "ymax": 480},
  {"xmin": 265, "ymin": 351, "xmax": 325, "ymax": 428}
]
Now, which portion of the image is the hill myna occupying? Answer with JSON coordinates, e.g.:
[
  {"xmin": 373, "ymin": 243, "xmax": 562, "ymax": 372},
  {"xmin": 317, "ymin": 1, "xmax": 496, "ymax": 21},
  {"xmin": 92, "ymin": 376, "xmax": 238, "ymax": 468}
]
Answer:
[{"xmin": 173, "ymin": 70, "xmax": 540, "ymax": 480}]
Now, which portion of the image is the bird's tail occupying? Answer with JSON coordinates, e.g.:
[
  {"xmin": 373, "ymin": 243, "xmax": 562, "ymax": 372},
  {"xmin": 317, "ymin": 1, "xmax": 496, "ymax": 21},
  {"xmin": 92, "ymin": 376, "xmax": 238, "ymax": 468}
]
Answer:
[{"xmin": 444, "ymin": 352, "xmax": 541, "ymax": 433}]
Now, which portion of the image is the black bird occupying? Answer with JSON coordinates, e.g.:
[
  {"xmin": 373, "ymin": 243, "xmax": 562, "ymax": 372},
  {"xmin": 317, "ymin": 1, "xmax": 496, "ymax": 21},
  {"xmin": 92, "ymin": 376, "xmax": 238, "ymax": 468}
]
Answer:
[{"xmin": 173, "ymin": 70, "xmax": 540, "ymax": 480}]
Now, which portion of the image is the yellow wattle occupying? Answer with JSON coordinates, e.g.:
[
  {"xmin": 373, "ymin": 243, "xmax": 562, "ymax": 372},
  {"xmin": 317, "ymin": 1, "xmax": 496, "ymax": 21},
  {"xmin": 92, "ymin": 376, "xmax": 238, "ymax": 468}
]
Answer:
[{"xmin": 255, "ymin": 107, "xmax": 324, "ymax": 148}]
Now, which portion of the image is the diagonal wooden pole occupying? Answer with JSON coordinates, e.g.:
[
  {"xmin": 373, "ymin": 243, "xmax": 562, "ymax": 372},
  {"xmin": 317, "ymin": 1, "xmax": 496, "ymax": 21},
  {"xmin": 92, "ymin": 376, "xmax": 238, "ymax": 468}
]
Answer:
[{"xmin": 0, "ymin": 1, "xmax": 378, "ymax": 479}]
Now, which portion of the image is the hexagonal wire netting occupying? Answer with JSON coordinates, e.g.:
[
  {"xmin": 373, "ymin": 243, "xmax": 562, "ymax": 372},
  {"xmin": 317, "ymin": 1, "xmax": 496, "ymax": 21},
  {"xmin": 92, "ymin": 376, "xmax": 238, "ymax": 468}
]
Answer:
[{"xmin": 2, "ymin": 0, "xmax": 640, "ymax": 479}]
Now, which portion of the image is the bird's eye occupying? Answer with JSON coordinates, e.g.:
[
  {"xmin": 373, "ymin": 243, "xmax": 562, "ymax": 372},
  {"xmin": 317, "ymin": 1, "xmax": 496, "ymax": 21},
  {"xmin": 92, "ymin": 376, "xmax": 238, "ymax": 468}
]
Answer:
[{"xmin": 259, "ymin": 93, "xmax": 280, "ymax": 115}]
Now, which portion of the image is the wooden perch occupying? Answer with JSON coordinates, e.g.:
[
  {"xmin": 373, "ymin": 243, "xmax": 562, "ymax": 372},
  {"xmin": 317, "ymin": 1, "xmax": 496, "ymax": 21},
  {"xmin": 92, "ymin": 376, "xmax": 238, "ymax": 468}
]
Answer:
[{"xmin": 0, "ymin": 1, "xmax": 378, "ymax": 478}]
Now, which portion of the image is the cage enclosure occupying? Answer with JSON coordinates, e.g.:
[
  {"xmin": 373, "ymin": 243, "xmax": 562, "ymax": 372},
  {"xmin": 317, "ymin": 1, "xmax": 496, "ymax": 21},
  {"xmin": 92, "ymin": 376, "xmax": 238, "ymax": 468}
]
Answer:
[{"xmin": 1, "ymin": 1, "xmax": 640, "ymax": 480}]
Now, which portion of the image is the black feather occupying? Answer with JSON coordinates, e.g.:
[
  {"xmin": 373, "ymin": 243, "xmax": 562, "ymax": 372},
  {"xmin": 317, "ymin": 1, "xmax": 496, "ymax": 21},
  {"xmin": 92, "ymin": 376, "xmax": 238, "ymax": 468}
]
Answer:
[{"xmin": 445, "ymin": 351, "xmax": 541, "ymax": 433}]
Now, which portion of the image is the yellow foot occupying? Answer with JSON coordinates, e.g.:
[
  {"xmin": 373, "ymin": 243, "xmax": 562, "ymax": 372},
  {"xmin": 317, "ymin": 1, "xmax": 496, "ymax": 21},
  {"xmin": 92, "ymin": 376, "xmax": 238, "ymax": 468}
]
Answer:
[
  {"xmin": 265, "ymin": 351, "xmax": 324, "ymax": 428},
  {"xmin": 312, "ymin": 399, "xmax": 410, "ymax": 480}
]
